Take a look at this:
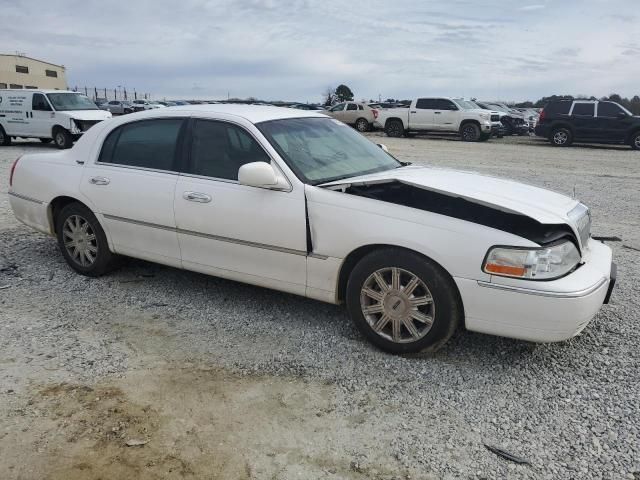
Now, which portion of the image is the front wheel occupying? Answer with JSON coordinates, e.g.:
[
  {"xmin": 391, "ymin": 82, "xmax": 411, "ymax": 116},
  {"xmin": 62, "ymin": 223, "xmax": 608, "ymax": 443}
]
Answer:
[
  {"xmin": 460, "ymin": 123, "xmax": 481, "ymax": 142},
  {"xmin": 346, "ymin": 248, "xmax": 462, "ymax": 354},
  {"xmin": 55, "ymin": 202, "xmax": 116, "ymax": 277},
  {"xmin": 53, "ymin": 128, "xmax": 74, "ymax": 149},
  {"xmin": 385, "ymin": 120, "xmax": 405, "ymax": 138},
  {"xmin": 630, "ymin": 131, "xmax": 640, "ymax": 150}
]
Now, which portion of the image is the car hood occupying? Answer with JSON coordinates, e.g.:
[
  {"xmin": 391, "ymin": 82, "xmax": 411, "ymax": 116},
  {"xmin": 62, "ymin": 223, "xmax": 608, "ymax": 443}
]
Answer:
[
  {"xmin": 320, "ymin": 165, "xmax": 579, "ymax": 225},
  {"xmin": 60, "ymin": 109, "xmax": 112, "ymax": 120}
]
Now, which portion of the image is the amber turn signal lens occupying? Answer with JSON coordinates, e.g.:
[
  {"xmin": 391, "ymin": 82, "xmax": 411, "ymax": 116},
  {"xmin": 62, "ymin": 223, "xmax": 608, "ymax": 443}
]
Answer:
[{"xmin": 484, "ymin": 263, "xmax": 527, "ymax": 277}]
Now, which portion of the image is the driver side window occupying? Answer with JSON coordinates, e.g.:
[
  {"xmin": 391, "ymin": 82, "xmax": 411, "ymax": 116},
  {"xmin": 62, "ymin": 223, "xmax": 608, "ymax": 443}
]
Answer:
[
  {"xmin": 330, "ymin": 103, "xmax": 345, "ymax": 112},
  {"xmin": 32, "ymin": 93, "xmax": 51, "ymax": 111}
]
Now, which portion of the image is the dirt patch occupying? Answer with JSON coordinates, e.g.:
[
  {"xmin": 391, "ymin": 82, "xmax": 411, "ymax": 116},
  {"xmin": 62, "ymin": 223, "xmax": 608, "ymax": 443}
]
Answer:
[{"xmin": 2, "ymin": 367, "xmax": 423, "ymax": 480}]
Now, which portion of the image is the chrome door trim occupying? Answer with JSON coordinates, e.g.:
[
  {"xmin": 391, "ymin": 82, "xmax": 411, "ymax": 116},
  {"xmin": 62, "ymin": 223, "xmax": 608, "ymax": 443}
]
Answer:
[
  {"xmin": 477, "ymin": 278, "xmax": 607, "ymax": 298},
  {"xmin": 102, "ymin": 213, "xmax": 323, "ymax": 258}
]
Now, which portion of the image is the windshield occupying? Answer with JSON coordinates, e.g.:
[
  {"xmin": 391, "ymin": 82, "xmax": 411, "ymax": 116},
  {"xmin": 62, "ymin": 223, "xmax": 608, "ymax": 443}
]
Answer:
[
  {"xmin": 258, "ymin": 117, "xmax": 401, "ymax": 185},
  {"xmin": 453, "ymin": 99, "xmax": 479, "ymax": 110},
  {"xmin": 46, "ymin": 93, "xmax": 98, "ymax": 111}
]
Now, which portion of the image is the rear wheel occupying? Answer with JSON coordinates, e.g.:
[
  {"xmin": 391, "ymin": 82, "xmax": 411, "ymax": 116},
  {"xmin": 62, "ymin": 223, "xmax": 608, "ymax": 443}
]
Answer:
[
  {"xmin": 460, "ymin": 123, "xmax": 481, "ymax": 142},
  {"xmin": 346, "ymin": 248, "xmax": 462, "ymax": 354},
  {"xmin": 355, "ymin": 118, "xmax": 370, "ymax": 132},
  {"xmin": 55, "ymin": 202, "xmax": 116, "ymax": 276},
  {"xmin": 385, "ymin": 119, "xmax": 405, "ymax": 138},
  {"xmin": 0, "ymin": 126, "xmax": 11, "ymax": 146},
  {"xmin": 550, "ymin": 127, "xmax": 573, "ymax": 147},
  {"xmin": 630, "ymin": 131, "xmax": 640, "ymax": 150},
  {"xmin": 53, "ymin": 127, "xmax": 73, "ymax": 149}
]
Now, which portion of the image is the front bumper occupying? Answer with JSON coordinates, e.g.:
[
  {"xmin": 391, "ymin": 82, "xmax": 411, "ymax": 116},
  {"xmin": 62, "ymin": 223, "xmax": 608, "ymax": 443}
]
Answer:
[
  {"xmin": 491, "ymin": 122, "xmax": 505, "ymax": 137},
  {"xmin": 456, "ymin": 239, "xmax": 614, "ymax": 343}
]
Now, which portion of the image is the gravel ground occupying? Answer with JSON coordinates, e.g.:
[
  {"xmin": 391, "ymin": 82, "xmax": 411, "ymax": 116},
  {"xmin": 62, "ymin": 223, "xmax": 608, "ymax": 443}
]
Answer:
[{"xmin": 1, "ymin": 135, "xmax": 639, "ymax": 479}]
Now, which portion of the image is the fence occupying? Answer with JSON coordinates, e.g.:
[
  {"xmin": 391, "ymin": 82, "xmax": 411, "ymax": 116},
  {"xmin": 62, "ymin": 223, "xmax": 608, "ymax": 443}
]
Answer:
[{"xmin": 72, "ymin": 86, "xmax": 152, "ymax": 102}]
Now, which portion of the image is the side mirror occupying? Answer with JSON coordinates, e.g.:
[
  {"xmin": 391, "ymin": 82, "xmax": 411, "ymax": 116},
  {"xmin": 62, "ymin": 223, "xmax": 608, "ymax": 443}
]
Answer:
[
  {"xmin": 376, "ymin": 143, "xmax": 389, "ymax": 153},
  {"xmin": 238, "ymin": 162, "xmax": 283, "ymax": 189}
]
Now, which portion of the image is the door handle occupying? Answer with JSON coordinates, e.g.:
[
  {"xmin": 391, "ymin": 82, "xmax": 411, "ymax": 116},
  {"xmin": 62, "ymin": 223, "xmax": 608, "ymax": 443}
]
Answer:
[
  {"xmin": 89, "ymin": 176, "xmax": 110, "ymax": 185},
  {"xmin": 410, "ymin": 111, "xmax": 417, "ymax": 113},
  {"xmin": 183, "ymin": 191, "xmax": 212, "ymax": 203},
  {"xmin": 434, "ymin": 111, "xmax": 441, "ymax": 114}
]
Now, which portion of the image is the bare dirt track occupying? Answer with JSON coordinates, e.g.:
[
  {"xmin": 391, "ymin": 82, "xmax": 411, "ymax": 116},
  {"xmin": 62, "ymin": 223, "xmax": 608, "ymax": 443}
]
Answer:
[{"xmin": 1, "ymin": 134, "xmax": 639, "ymax": 479}]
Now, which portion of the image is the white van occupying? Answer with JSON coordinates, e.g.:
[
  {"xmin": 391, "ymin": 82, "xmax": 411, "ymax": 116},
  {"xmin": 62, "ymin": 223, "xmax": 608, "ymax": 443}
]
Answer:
[{"xmin": 0, "ymin": 90, "xmax": 112, "ymax": 149}]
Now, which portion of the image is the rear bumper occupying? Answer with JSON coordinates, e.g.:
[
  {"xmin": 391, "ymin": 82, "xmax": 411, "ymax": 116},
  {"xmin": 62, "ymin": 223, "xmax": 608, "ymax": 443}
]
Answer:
[
  {"xmin": 456, "ymin": 239, "xmax": 614, "ymax": 343},
  {"xmin": 535, "ymin": 124, "xmax": 550, "ymax": 137}
]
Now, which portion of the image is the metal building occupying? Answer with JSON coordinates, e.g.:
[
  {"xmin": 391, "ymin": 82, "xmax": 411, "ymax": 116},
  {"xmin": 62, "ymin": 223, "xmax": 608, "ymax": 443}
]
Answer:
[{"xmin": 0, "ymin": 54, "xmax": 67, "ymax": 90}]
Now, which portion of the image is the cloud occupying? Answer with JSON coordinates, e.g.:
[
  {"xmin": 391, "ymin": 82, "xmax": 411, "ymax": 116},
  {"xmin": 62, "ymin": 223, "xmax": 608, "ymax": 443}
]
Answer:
[{"xmin": 0, "ymin": 0, "xmax": 638, "ymax": 102}]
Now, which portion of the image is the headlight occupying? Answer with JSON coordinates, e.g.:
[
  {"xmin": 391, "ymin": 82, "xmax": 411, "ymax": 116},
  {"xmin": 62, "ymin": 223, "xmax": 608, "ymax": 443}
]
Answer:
[
  {"xmin": 483, "ymin": 241, "xmax": 581, "ymax": 280},
  {"xmin": 479, "ymin": 113, "xmax": 489, "ymax": 119}
]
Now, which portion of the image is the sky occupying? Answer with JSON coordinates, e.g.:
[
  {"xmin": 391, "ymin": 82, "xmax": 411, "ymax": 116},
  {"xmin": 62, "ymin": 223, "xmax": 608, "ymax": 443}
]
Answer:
[{"xmin": 1, "ymin": 0, "xmax": 639, "ymax": 102}]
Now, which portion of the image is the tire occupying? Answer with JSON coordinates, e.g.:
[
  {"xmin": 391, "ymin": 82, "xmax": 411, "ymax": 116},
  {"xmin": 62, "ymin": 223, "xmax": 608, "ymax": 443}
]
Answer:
[
  {"xmin": 53, "ymin": 127, "xmax": 74, "ymax": 149},
  {"xmin": 346, "ymin": 248, "xmax": 462, "ymax": 354},
  {"xmin": 355, "ymin": 118, "xmax": 370, "ymax": 132},
  {"xmin": 385, "ymin": 119, "xmax": 405, "ymax": 138},
  {"xmin": 550, "ymin": 127, "xmax": 573, "ymax": 147},
  {"xmin": 40, "ymin": 138, "xmax": 53, "ymax": 144},
  {"xmin": 0, "ymin": 126, "xmax": 11, "ymax": 146},
  {"xmin": 55, "ymin": 202, "xmax": 116, "ymax": 277},
  {"xmin": 460, "ymin": 123, "xmax": 481, "ymax": 142},
  {"xmin": 630, "ymin": 130, "xmax": 640, "ymax": 150}
]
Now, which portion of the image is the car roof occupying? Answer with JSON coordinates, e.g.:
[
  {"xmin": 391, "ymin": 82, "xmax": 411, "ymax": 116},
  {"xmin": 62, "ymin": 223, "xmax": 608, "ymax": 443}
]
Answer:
[
  {"xmin": 112, "ymin": 104, "xmax": 327, "ymax": 123},
  {"xmin": 147, "ymin": 103, "xmax": 327, "ymax": 123}
]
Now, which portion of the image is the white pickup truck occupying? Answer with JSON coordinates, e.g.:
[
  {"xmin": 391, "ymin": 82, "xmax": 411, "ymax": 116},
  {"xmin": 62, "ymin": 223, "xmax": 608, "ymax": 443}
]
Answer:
[{"xmin": 374, "ymin": 97, "xmax": 501, "ymax": 141}]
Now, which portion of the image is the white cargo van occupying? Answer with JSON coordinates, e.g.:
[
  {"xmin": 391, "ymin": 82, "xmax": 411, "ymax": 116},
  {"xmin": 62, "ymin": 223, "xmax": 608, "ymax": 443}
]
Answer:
[{"xmin": 0, "ymin": 90, "xmax": 112, "ymax": 149}]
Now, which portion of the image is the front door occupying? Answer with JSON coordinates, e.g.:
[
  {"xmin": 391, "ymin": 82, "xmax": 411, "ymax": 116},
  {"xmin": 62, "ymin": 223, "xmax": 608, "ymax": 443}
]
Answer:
[
  {"xmin": 328, "ymin": 103, "xmax": 347, "ymax": 122},
  {"xmin": 432, "ymin": 99, "xmax": 459, "ymax": 131},
  {"xmin": 174, "ymin": 118, "xmax": 307, "ymax": 294},
  {"xmin": 30, "ymin": 93, "xmax": 54, "ymax": 138},
  {"xmin": 80, "ymin": 117, "xmax": 185, "ymax": 267}
]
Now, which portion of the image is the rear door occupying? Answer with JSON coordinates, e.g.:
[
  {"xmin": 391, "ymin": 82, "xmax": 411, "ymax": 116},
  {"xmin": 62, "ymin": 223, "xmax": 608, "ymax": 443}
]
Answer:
[
  {"xmin": 31, "ymin": 93, "xmax": 54, "ymax": 138},
  {"xmin": 410, "ymin": 98, "xmax": 437, "ymax": 129},
  {"xmin": 343, "ymin": 102, "xmax": 359, "ymax": 124},
  {"xmin": 174, "ymin": 118, "xmax": 307, "ymax": 293},
  {"xmin": 595, "ymin": 101, "xmax": 629, "ymax": 141},
  {"xmin": 80, "ymin": 117, "xmax": 186, "ymax": 267},
  {"xmin": 570, "ymin": 102, "xmax": 597, "ymax": 139}
]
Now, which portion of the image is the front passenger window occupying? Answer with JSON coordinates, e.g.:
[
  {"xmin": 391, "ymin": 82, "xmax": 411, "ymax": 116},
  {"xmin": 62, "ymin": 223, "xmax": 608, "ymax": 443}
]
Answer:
[{"xmin": 189, "ymin": 120, "xmax": 270, "ymax": 181}]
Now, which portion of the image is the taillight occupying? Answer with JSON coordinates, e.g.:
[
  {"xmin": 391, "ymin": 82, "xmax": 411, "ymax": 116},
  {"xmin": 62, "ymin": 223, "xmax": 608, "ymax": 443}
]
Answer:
[
  {"xmin": 9, "ymin": 156, "xmax": 22, "ymax": 187},
  {"xmin": 538, "ymin": 110, "xmax": 546, "ymax": 122},
  {"xmin": 372, "ymin": 109, "xmax": 379, "ymax": 120}
]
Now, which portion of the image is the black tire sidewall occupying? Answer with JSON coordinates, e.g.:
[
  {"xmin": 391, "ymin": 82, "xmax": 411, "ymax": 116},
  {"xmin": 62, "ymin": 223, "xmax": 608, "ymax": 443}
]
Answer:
[
  {"xmin": 631, "ymin": 132, "xmax": 640, "ymax": 150},
  {"xmin": 0, "ymin": 126, "xmax": 11, "ymax": 146},
  {"xmin": 346, "ymin": 248, "xmax": 462, "ymax": 354},
  {"xmin": 461, "ymin": 123, "xmax": 480, "ymax": 142},
  {"xmin": 385, "ymin": 120, "xmax": 404, "ymax": 137},
  {"xmin": 55, "ymin": 203, "xmax": 113, "ymax": 277},
  {"xmin": 54, "ymin": 129, "xmax": 72, "ymax": 149},
  {"xmin": 355, "ymin": 118, "xmax": 369, "ymax": 132}
]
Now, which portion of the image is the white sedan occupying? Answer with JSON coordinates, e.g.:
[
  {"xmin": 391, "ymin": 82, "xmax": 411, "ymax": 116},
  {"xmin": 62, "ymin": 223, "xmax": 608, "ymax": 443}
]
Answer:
[{"xmin": 7, "ymin": 105, "xmax": 615, "ymax": 354}]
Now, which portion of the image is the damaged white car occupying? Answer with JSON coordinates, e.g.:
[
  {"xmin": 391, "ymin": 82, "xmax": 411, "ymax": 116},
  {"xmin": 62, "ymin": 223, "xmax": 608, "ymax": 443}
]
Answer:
[{"xmin": 8, "ymin": 106, "xmax": 616, "ymax": 354}]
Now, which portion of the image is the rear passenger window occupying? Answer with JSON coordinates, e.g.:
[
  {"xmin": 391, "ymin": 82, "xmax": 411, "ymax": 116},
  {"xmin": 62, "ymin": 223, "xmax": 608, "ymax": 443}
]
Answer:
[
  {"xmin": 346, "ymin": 103, "xmax": 358, "ymax": 111},
  {"xmin": 189, "ymin": 120, "xmax": 270, "ymax": 181},
  {"xmin": 99, "ymin": 119, "xmax": 184, "ymax": 171},
  {"xmin": 572, "ymin": 103, "xmax": 594, "ymax": 117},
  {"xmin": 597, "ymin": 102, "xmax": 623, "ymax": 118},
  {"xmin": 415, "ymin": 98, "xmax": 438, "ymax": 109},
  {"xmin": 545, "ymin": 101, "xmax": 572, "ymax": 115}
]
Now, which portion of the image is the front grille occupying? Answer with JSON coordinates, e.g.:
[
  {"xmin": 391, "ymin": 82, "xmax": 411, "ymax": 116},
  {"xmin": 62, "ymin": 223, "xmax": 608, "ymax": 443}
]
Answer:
[
  {"xmin": 74, "ymin": 120, "xmax": 101, "ymax": 132},
  {"xmin": 568, "ymin": 203, "xmax": 591, "ymax": 247},
  {"xmin": 490, "ymin": 114, "xmax": 500, "ymax": 122}
]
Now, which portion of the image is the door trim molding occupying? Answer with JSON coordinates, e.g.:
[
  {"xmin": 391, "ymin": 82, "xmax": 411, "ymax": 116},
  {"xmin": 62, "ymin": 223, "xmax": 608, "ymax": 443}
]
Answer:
[{"xmin": 102, "ymin": 213, "xmax": 322, "ymax": 258}]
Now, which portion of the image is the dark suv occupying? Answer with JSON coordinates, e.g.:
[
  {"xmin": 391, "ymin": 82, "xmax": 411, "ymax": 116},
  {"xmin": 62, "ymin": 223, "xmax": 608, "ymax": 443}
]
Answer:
[{"xmin": 535, "ymin": 100, "xmax": 640, "ymax": 149}]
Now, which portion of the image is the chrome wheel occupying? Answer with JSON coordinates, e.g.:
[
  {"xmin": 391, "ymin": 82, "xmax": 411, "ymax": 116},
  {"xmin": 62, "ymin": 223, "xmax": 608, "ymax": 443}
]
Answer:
[
  {"xmin": 634, "ymin": 134, "xmax": 640, "ymax": 149},
  {"xmin": 360, "ymin": 267, "xmax": 435, "ymax": 343},
  {"xmin": 55, "ymin": 132, "xmax": 66, "ymax": 147},
  {"xmin": 553, "ymin": 130, "xmax": 568, "ymax": 145},
  {"xmin": 356, "ymin": 118, "xmax": 369, "ymax": 132},
  {"xmin": 62, "ymin": 215, "xmax": 98, "ymax": 267}
]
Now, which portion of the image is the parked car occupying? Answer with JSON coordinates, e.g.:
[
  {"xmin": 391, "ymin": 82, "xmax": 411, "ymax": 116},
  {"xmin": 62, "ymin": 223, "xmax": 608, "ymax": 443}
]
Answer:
[
  {"xmin": 325, "ymin": 102, "xmax": 378, "ymax": 132},
  {"xmin": 102, "ymin": 100, "xmax": 134, "ymax": 115},
  {"xmin": 453, "ymin": 99, "xmax": 504, "ymax": 138},
  {"xmin": 7, "ymin": 105, "xmax": 615, "ymax": 354},
  {"xmin": 375, "ymin": 97, "xmax": 499, "ymax": 141},
  {"xmin": 515, "ymin": 108, "xmax": 540, "ymax": 131},
  {"xmin": 0, "ymin": 89, "xmax": 111, "ymax": 149},
  {"xmin": 535, "ymin": 100, "xmax": 640, "ymax": 149},
  {"xmin": 290, "ymin": 104, "xmax": 325, "ymax": 111},
  {"xmin": 131, "ymin": 99, "xmax": 161, "ymax": 111},
  {"xmin": 476, "ymin": 102, "xmax": 529, "ymax": 136}
]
